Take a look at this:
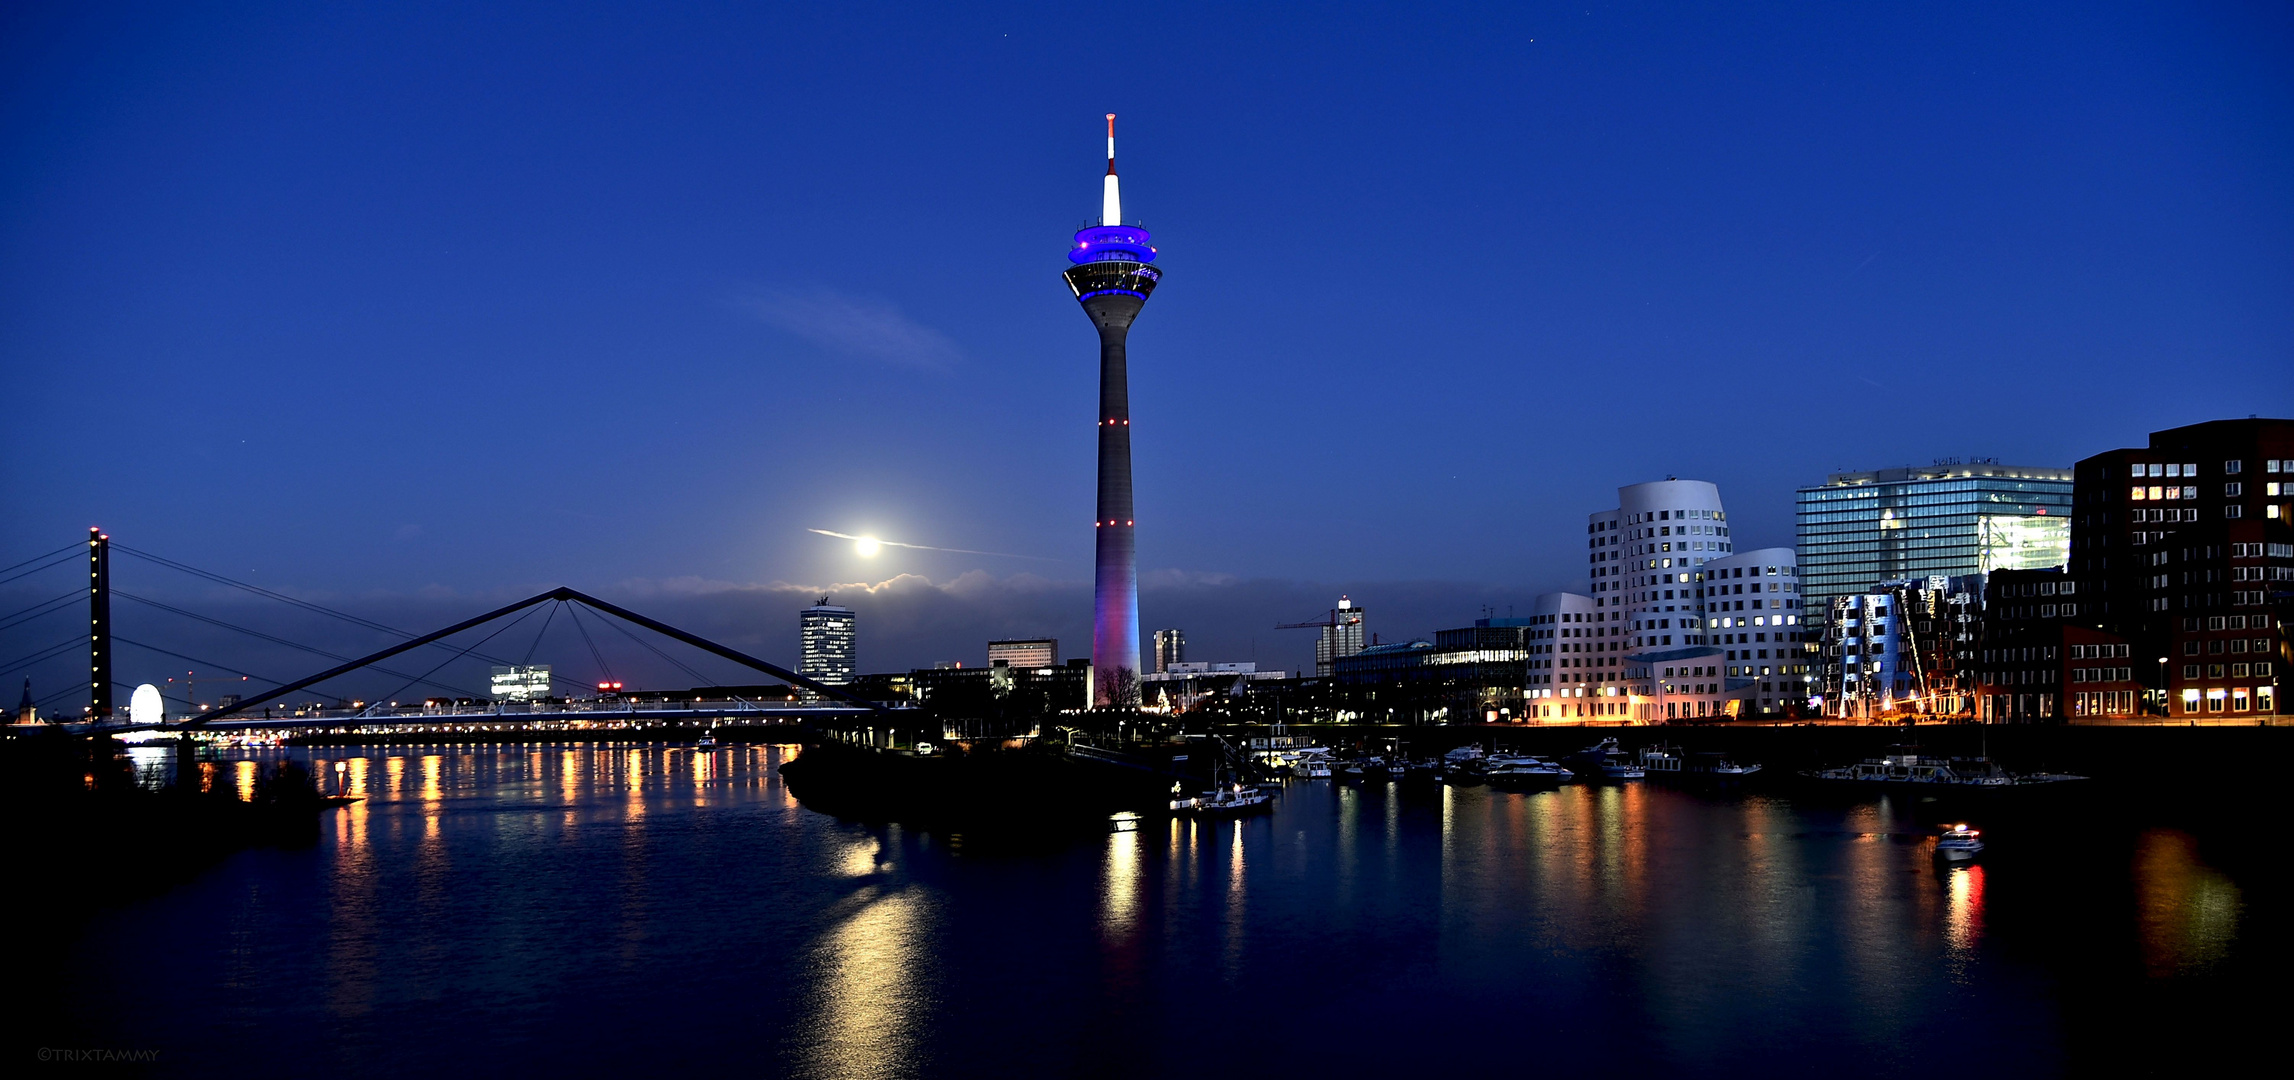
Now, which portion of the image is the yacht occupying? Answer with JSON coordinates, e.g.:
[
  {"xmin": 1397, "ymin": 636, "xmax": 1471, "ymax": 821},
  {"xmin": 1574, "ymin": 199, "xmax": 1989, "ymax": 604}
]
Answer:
[
  {"xmin": 1566, "ymin": 738, "xmax": 1645, "ymax": 781},
  {"xmin": 1934, "ymin": 823, "xmax": 1985, "ymax": 863},
  {"xmin": 1482, "ymin": 753, "xmax": 1573, "ymax": 785},
  {"xmin": 1803, "ymin": 750, "xmax": 2085, "ymax": 791}
]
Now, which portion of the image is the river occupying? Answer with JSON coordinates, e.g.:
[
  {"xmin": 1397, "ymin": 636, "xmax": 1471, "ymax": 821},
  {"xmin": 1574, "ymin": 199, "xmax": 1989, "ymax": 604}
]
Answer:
[{"xmin": 46, "ymin": 743, "xmax": 2278, "ymax": 1077}]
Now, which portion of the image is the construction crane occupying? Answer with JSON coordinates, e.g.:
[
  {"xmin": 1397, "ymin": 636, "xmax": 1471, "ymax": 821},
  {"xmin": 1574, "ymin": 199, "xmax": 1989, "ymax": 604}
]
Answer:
[{"xmin": 1276, "ymin": 596, "xmax": 1367, "ymax": 675}]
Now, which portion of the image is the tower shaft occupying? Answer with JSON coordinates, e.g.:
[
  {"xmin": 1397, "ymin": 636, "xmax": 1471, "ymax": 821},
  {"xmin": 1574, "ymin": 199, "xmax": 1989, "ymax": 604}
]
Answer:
[{"xmin": 1087, "ymin": 294, "xmax": 1142, "ymax": 707}]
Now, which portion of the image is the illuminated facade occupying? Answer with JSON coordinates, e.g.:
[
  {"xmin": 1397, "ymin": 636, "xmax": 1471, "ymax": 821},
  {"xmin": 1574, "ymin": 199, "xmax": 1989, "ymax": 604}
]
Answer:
[
  {"xmin": 1796, "ymin": 462, "xmax": 2074, "ymax": 640},
  {"xmin": 988, "ymin": 638, "xmax": 1058, "ymax": 670},
  {"xmin": 1064, "ymin": 114, "xmax": 1161, "ymax": 708},
  {"xmin": 2070, "ymin": 418, "xmax": 2293, "ymax": 720},
  {"xmin": 1151, "ymin": 628, "xmax": 1186, "ymax": 673},
  {"xmin": 489, "ymin": 664, "xmax": 551, "ymax": 702},
  {"xmin": 1821, "ymin": 574, "xmax": 1981, "ymax": 719},
  {"xmin": 799, "ymin": 600, "xmax": 856, "ymax": 695},
  {"xmin": 1701, "ymin": 546, "xmax": 1811, "ymax": 716}
]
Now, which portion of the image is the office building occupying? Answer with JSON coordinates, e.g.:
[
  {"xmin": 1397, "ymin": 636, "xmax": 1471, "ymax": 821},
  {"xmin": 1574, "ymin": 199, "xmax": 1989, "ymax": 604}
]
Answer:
[
  {"xmin": 1969, "ymin": 567, "xmax": 2143, "ymax": 722},
  {"xmin": 1797, "ymin": 462, "xmax": 2074, "ymax": 637},
  {"xmin": 489, "ymin": 665, "xmax": 551, "ymax": 702},
  {"xmin": 799, "ymin": 598, "xmax": 857, "ymax": 695},
  {"xmin": 1331, "ymin": 619, "xmax": 1530, "ymax": 724},
  {"xmin": 1151, "ymin": 628, "xmax": 1186, "ymax": 674},
  {"xmin": 1315, "ymin": 597, "xmax": 1367, "ymax": 676},
  {"xmin": 988, "ymin": 638, "xmax": 1059, "ymax": 670},
  {"xmin": 2071, "ymin": 418, "xmax": 2292, "ymax": 719},
  {"xmin": 1065, "ymin": 115, "xmax": 1163, "ymax": 707}
]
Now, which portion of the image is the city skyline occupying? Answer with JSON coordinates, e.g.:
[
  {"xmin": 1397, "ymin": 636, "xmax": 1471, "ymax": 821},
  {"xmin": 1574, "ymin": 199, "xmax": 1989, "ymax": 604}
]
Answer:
[{"xmin": 2, "ymin": 2, "xmax": 2290, "ymax": 682}]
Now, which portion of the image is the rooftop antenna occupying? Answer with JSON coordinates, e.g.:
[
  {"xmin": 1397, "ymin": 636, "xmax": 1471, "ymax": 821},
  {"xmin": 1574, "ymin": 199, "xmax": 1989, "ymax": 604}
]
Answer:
[{"xmin": 1102, "ymin": 113, "xmax": 1121, "ymax": 226}]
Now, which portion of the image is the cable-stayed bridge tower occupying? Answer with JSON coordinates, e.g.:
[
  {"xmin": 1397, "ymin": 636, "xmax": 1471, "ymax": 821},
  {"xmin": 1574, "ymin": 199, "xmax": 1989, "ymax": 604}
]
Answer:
[{"xmin": 1064, "ymin": 114, "xmax": 1160, "ymax": 708}]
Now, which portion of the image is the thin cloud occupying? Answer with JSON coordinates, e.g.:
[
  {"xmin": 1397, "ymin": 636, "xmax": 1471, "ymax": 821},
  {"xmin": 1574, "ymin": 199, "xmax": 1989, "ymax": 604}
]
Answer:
[
  {"xmin": 807, "ymin": 528, "xmax": 1056, "ymax": 561},
  {"xmin": 744, "ymin": 288, "xmax": 961, "ymax": 370}
]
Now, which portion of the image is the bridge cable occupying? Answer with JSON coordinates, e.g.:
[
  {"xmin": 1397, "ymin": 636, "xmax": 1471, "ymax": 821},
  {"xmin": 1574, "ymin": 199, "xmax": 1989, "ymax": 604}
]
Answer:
[
  {"xmin": 111, "ymin": 545, "xmax": 418, "ymax": 640},
  {"xmin": 520, "ymin": 601, "xmax": 560, "ymax": 665},
  {"xmin": 111, "ymin": 637, "xmax": 287, "ymax": 688},
  {"xmin": 112, "ymin": 591, "xmax": 481, "ymax": 700},
  {"xmin": 589, "ymin": 604, "xmax": 716, "ymax": 687},
  {"xmin": 565, "ymin": 603, "xmax": 616, "ymax": 685},
  {"xmin": 0, "ymin": 543, "xmax": 79, "ymax": 579},
  {"xmin": 111, "ymin": 546, "xmax": 601, "ymax": 695},
  {"xmin": 0, "ymin": 589, "xmax": 82, "ymax": 631},
  {"xmin": 0, "ymin": 551, "xmax": 79, "ymax": 588},
  {"xmin": 0, "ymin": 638, "xmax": 81, "ymax": 679},
  {"xmin": 367, "ymin": 604, "xmax": 543, "ymax": 710}
]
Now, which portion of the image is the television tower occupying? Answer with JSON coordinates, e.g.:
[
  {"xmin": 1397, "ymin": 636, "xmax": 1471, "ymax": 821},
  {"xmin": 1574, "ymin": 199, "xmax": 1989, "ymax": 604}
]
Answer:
[{"xmin": 1064, "ymin": 114, "xmax": 1161, "ymax": 708}]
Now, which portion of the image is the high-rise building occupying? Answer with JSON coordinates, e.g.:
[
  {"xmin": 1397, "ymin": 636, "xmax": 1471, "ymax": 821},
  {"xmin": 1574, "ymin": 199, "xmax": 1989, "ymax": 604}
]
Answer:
[
  {"xmin": 988, "ymin": 638, "xmax": 1059, "ymax": 670},
  {"xmin": 1796, "ymin": 463, "xmax": 2074, "ymax": 636},
  {"xmin": 1064, "ymin": 114, "xmax": 1162, "ymax": 708},
  {"xmin": 2070, "ymin": 418, "xmax": 2292, "ymax": 720},
  {"xmin": 1151, "ymin": 628, "xmax": 1186, "ymax": 673},
  {"xmin": 799, "ymin": 598, "xmax": 856, "ymax": 695},
  {"xmin": 1316, "ymin": 597, "xmax": 1366, "ymax": 677}
]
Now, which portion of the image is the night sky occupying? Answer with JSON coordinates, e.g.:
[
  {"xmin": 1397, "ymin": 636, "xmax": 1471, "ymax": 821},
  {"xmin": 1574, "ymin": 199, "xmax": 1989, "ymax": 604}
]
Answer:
[{"xmin": 4, "ymin": 2, "xmax": 2289, "ymax": 695}]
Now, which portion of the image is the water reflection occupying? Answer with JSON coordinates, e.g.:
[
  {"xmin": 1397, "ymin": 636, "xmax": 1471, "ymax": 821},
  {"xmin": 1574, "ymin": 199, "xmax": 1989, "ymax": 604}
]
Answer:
[
  {"xmin": 2133, "ymin": 829, "xmax": 2242, "ymax": 976},
  {"xmin": 1944, "ymin": 864, "xmax": 1986, "ymax": 978},
  {"xmin": 790, "ymin": 885, "xmax": 936, "ymax": 1078}
]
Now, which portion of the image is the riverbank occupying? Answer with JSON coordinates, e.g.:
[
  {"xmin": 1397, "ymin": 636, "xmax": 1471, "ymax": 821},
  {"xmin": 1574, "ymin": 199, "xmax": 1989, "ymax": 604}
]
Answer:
[{"xmin": 2, "ymin": 729, "xmax": 332, "ymax": 913}]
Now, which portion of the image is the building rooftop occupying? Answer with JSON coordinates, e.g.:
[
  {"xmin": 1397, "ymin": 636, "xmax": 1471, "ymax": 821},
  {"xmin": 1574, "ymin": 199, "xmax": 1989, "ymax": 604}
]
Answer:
[{"xmin": 1811, "ymin": 462, "xmax": 2073, "ymax": 487}]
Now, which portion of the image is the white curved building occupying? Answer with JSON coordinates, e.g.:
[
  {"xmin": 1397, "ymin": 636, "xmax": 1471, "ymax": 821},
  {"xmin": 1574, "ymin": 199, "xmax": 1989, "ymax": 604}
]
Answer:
[{"xmin": 1552, "ymin": 479, "xmax": 1809, "ymax": 720}]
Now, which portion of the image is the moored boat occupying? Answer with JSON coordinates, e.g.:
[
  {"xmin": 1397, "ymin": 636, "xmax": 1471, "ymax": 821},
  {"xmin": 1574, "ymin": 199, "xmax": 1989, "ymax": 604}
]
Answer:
[
  {"xmin": 1483, "ymin": 752, "xmax": 1572, "ymax": 786},
  {"xmin": 1801, "ymin": 750, "xmax": 2085, "ymax": 791},
  {"xmin": 1566, "ymin": 738, "xmax": 1645, "ymax": 781}
]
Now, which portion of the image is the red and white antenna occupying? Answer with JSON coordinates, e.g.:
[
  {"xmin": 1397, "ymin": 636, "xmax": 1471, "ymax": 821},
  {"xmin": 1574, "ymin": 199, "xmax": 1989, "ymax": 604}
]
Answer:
[{"xmin": 1101, "ymin": 113, "xmax": 1122, "ymax": 226}]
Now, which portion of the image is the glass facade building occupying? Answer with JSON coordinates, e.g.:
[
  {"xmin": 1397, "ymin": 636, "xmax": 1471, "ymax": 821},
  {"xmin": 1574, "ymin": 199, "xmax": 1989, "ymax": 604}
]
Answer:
[{"xmin": 1796, "ymin": 464, "xmax": 2073, "ymax": 634}]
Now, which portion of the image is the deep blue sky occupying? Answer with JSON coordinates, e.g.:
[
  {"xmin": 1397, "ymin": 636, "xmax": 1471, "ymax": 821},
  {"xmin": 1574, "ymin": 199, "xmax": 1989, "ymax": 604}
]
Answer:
[{"xmin": 4, "ymin": 2, "xmax": 2291, "ymax": 689}]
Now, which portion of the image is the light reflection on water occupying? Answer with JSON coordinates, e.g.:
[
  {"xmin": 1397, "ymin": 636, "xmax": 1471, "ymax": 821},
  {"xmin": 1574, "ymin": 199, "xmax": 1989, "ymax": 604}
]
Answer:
[{"xmin": 54, "ymin": 746, "xmax": 2268, "ymax": 1079}]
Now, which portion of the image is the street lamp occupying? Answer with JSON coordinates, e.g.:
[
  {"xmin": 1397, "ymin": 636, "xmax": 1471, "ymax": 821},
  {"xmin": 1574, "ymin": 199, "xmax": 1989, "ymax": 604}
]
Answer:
[{"xmin": 2156, "ymin": 657, "xmax": 2169, "ymax": 719}]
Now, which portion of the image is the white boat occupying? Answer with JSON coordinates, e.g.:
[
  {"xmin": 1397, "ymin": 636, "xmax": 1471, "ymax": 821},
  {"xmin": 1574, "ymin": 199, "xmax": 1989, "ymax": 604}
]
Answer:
[
  {"xmin": 1935, "ymin": 823, "xmax": 1985, "ymax": 863},
  {"xmin": 1636, "ymin": 744, "xmax": 1684, "ymax": 776},
  {"xmin": 1482, "ymin": 753, "xmax": 1573, "ymax": 785},
  {"xmin": 1566, "ymin": 738, "xmax": 1645, "ymax": 781},
  {"xmin": 1180, "ymin": 782, "xmax": 1273, "ymax": 815}
]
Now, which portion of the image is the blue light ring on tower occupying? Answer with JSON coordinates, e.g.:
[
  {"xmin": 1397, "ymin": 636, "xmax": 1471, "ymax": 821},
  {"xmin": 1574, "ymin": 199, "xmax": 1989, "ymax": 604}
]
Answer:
[
  {"xmin": 1063, "ymin": 261, "xmax": 1161, "ymax": 301},
  {"xmin": 1069, "ymin": 224, "xmax": 1157, "ymax": 264}
]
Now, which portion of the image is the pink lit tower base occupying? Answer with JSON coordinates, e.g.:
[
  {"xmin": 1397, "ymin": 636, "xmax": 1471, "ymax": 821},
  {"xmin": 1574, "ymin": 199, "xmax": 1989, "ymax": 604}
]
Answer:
[{"xmin": 1063, "ymin": 114, "xmax": 1161, "ymax": 708}]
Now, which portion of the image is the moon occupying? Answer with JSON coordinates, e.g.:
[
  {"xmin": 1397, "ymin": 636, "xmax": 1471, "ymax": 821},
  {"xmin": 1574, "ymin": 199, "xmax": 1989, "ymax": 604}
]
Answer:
[{"xmin": 854, "ymin": 536, "xmax": 882, "ymax": 557}]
